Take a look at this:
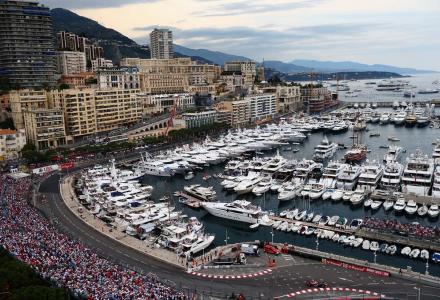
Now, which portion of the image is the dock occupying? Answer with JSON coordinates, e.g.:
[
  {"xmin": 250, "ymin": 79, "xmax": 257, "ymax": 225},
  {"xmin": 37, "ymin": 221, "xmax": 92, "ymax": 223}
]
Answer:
[
  {"xmin": 268, "ymin": 215, "xmax": 440, "ymax": 252},
  {"xmin": 174, "ymin": 191, "xmax": 203, "ymax": 208}
]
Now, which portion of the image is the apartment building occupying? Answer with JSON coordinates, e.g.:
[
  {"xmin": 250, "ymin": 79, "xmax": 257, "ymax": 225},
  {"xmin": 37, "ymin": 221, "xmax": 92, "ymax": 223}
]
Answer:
[
  {"xmin": 150, "ymin": 28, "xmax": 174, "ymax": 59},
  {"xmin": 224, "ymin": 61, "xmax": 257, "ymax": 88},
  {"xmin": 262, "ymin": 85, "xmax": 302, "ymax": 113},
  {"xmin": 0, "ymin": 0, "xmax": 56, "ymax": 89},
  {"xmin": 97, "ymin": 67, "xmax": 141, "ymax": 89},
  {"xmin": 50, "ymin": 89, "xmax": 142, "ymax": 139},
  {"xmin": 57, "ymin": 31, "xmax": 103, "ymax": 62},
  {"xmin": 120, "ymin": 57, "xmax": 220, "ymax": 94},
  {"xmin": 0, "ymin": 129, "xmax": 26, "ymax": 161},
  {"xmin": 23, "ymin": 109, "xmax": 66, "ymax": 150},
  {"xmin": 247, "ymin": 93, "xmax": 277, "ymax": 121},
  {"xmin": 138, "ymin": 93, "xmax": 194, "ymax": 115},
  {"xmin": 214, "ymin": 100, "xmax": 251, "ymax": 127},
  {"xmin": 59, "ymin": 72, "xmax": 96, "ymax": 89},
  {"xmin": 182, "ymin": 110, "xmax": 217, "ymax": 129},
  {"xmin": 9, "ymin": 90, "xmax": 48, "ymax": 130},
  {"xmin": 300, "ymin": 85, "xmax": 337, "ymax": 113},
  {"xmin": 91, "ymin": 58, "xmax": 114, "ymax": 72},
  {"xmin": 56, "ymin": 51, "xmax": 87, "ymax": 75}
]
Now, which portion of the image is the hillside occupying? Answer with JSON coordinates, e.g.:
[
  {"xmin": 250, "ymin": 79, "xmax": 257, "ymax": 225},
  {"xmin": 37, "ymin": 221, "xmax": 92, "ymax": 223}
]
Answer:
[
  {"xmin": 291, "ymin": 59, "xmax": 434, "ymax": 75},
  {"xmin": 174, "ymin": 45, "xmax": 252, "ymax": 65}
]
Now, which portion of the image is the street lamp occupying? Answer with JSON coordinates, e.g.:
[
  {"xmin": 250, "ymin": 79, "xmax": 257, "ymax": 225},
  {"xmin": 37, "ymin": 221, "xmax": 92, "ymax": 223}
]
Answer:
[
  {"xmin": 315, "ymin": 235, "xmax": 319, "ymax": 251},
  {"xmin": 425, "ymin": 258, "xmax": 429, "ymax": 275},
  {"xmin": 373, "ymin": 250, "xmax": 377, "ymax": 264},
  {"xmin": 224, "ymin": 229, "xmax": 229, "ymax": 245},
  {"xmin": 414, "ymin": 287, "xmax": 421, "ymax": 300},
  {"xmin": 271, "ymin": 227, "xmax": 275, "ymax": 244}
]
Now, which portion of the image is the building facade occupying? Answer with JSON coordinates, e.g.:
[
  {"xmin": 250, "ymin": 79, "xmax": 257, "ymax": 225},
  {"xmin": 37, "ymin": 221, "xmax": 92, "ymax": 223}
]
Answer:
[
  {"xmin": 23, "ymin": 109, "xmax": 66, "ymax": 150},
  {"xmin": 0, "ymin": 0, "xmax": 56, "ymax": 89},
  {"xmin": 0, "ymin": 129, "xmax": 26, "ymax": 161},
  {"xmin": 9, "ymin": 90, "xmax": 48, "ymax": 130},
  {"xmin": 300, "ymin": 85, "xmax": 337, "ymax": 113},
  {"xmin": 139, "ymin": 93, "xmax": 194, "ymax": 115},
  {"xmin": 224, "ymin": 61, "xmax": 257, "ymax": 89},
  {"xmin": 97, "ymin": 67, "xmax": 141, "ymax": 90},
  {"xmin": 56, "ymin": 31, "xmax": 103, "ymax": 62},
  {"xmin": 56, "ymin": 51, "xmax": 87, "ymax": 75},
  {"xmin": 91, "ymin": 58, "xmax": 114, "ymax": 72},
  {"xmin": 247, "ymin": 93, "xmax": 277, "ymax": 121},
  {"xmin": 150, "ymin": 28, "xmax": 174, "ymax": 59},
  {"xmin": 182, "ymin": 110, "xmax": 217, "ymax": 129},
  {"xmin": 262, "ymin": 85, "xmax": 302, "ymax": 113}
]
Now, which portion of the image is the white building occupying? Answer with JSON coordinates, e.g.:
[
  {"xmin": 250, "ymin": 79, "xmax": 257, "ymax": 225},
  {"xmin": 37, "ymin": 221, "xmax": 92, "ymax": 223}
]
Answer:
[
  {"xmin": 150, "ymin": 28, "xmax": 174, "ymax": 59},
  {"xmin": 0, "ymin": 129, "xmax": 26, "ymax": 161},
  {"xmin": 182, "ymin": 110, "xmax": 217, "ymax": 129},
  {"xmin": 224, "ymin": 61, "xmax": 257, "ymax": 88},
  {"xmin": 247, "ymin": 93, "xmax": 277, "ymax": 121},
  {"xmin": 97, "ymin": 67, "xmax": 141, "ymax": 89},
  {"xmin": 91, "ymin": 58, "xmax": 114, "ymax": 71},
  {"xmin": 139, "ymin": 93, "xmax": 194, "ymax": 115},
  {"xmin": 56, "ymin": 51, "xmax": 87, "ymax": 75}
]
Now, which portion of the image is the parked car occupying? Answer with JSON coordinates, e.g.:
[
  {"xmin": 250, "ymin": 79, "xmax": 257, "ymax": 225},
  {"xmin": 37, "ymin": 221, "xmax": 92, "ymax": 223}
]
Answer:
[{"xmin": 263, "ymin": 244, "xmax": 281, "ymax": 255}]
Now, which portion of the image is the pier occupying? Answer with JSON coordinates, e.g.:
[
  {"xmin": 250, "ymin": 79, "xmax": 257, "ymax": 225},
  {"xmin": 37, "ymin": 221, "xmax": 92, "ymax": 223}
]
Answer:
[{"xmin": 341, "ymin": 99, "xmax": 440, "ymax": 108}]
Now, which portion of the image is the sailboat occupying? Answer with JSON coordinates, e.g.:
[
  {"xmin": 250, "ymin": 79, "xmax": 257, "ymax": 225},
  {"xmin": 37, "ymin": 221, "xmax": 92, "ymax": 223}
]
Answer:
[{"xmin": 345, "ymin": 114, "xmax": 368, "ymax": 163}]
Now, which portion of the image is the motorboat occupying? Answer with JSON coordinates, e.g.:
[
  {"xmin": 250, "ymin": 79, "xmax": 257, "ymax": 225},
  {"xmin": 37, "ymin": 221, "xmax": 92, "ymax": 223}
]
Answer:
[
  {"xmin": 318, "ymin": 216, "xmax": 330, "ymax": 226},
  {"xmin": 421, "ymin": 250, "xmax": 430, "ymax": 260},
  {"xmin": 370, "ymin": 200, "xmax": 382, "ymax": 210},
  {"xmin": 417, "ymin": 205, "xmax": 428, "ymax": 217},
  {"xmin": 331, "ymin": 189, "xmax": 344, "ymax": 201},
  {"xmin": 379, "ymin": 243, "xmax": 388, "ymax": 253},
  {"xmin": 349, "ymin": 219, "xmax": 363, "ymax": 230},
  {"xmin": 335, "ymin": 217, "xmax": 348, "ymax": 228},
  {"xmin": 432, "ymin": 166, "xmax": 440, "ymax": 198},
  {"xmin": 350, "ymin": 190, "xmax": 367, "ymax": 206},
  {"xmin": 309, "ymin": 183, "xmax": 325, "ymax": 200},
  {"xmin": 404, "ymin": 200, "xmax": 418, "ymax": 215},
  {"xmin": 383, "ymin": 199, "xmax": 394, "ymax": 211},
  {"xmin": 322, "ymin": 189, "xmax": 334, "ymax": 200},
  {"xmin": 183, "ymin": 184, "xmax": 217, "ymax": 201},
  {"xmin": 327, "ymin": 215, "xmax": 339, "ymax": 226},
  {"xmin": 410, "ymin": 249, "xmax": 420, "ymax": 258},
  {"xmin": 393, "ymin": 199, "xmax": 406, "ymax": 212},
  {"xmin": 295, "ymin": 210, "xmax": 307, "ymax": 221},
  {"xmin": 363, "ymin": 198, "xmax": 372, "ymax": 208},
  {"xmin": 402, "ymin": 150, "xmax": 435, "ymax": 196},
  {"xmin": 201, "ymin": 200, "xmax": 264, "ymax": 224},
  {"xmin": 357, "ymin": 160, "xmax": 384, "ymax": 192},
  {"xmin": 379, "ymin": 113, "xmax": 390, "ymax": 124},
  {"xmin": 252, "ymin": 179, "xmax": 272, "ymax": 196},
  {"xmin": 401, "ymin": 246, "xmax": 412, "ymax": 256},
  {"xmin": 278, "ymin": 180, "xmax": 303, "ymax": 201},
  {"xmin": 313, "ymin": 137, "xmax": 338, "ymax": 161},
  {"xmin": 234, "ymin": 172, "xmax": 262, "ymax": 195},
  {"xmin": 312, "ymin": 214, "xmax": 322, "ymax": 224},
  {"xmin": 336, "ymin": 165, "xmax": 362, "ymax": 190},
  {"xmin": 370, "ymin": 241, "xmax": 380, "ymax": 252},
  {"xmin": 381, "ymin": 161, "xmax": 404, "ymax": 190},
  {"xmin": 386, "ymin": 245, "xmax": 397, "ymax": 255},
  {"xmin": 428, "ymin": 205, "xmax": 439, "ymax": 218},
  {"xmin": 320, "ymin": 162, "xmax": 349, "ymax": 188},
  {"xmin": 342, "ymin": 190, "xmax": 355, "ymax": 202},
  {"xmin": 362, "ymin": 240, "xmax": 370, "ymax": 250},
  {"xmin": 383, "ymin": 146, "xmax": 403, "ymax": 163}
]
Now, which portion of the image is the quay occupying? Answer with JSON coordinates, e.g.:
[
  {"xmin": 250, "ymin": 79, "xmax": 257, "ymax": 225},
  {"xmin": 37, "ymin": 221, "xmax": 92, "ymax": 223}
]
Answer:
[
  {"xmin": 268, "ymin": 215, "xmax": 440, "ymax": 252},
  {"xmin": 341, "ymin": 99, "xmax": 440, "ymax": 108}
]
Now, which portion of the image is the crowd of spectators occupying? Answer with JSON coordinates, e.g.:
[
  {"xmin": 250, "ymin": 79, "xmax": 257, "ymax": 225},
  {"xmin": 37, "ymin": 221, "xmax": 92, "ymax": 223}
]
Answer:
[
  {"xmin": 0, "ymin": 175, "xmax": 187, "ymax": 300},
  {"xmin": 363, "ymin": 217, "xmax": 440, "ymax": 241}
]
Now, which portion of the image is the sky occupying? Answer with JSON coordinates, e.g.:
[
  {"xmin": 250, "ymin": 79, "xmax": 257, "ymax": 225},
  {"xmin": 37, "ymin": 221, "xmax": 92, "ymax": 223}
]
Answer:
[{"xmin": 41, "ymin": 0, "xmax": 440, "ymax": 70}]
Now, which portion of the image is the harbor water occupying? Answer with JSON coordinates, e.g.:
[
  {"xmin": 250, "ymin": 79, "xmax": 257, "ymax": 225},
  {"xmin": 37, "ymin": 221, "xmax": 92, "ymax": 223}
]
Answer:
[{"xmin": 142, "ymin": 115, "xmax": 440, "ymax": 277}]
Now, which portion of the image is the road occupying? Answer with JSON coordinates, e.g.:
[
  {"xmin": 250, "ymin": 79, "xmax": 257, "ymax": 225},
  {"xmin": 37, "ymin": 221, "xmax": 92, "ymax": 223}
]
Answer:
[{"xmin": 38, "ymin": 174, "xmax": 440, "ymax": 299}]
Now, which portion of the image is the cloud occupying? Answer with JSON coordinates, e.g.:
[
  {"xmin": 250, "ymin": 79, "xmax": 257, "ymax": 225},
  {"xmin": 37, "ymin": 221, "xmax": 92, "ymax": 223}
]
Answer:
[
  {"xmin": 193, "ymin": 0, "xmax": 328, "ymax": 17},
  {"xmin": 40, "ymin": 0, "xmax": 160, "ymax": 9}
]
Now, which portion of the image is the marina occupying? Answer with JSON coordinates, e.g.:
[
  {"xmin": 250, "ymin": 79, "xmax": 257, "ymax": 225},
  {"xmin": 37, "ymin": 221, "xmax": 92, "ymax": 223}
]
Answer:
[{"xmin": 70, "ymin": 78, "xmax": 440, "ymax": 277}]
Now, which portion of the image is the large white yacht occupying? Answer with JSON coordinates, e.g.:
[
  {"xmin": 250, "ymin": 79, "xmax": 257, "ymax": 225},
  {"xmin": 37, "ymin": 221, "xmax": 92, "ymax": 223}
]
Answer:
[
  {"xmin": 432, "ymin": 166, "xmax": 440, "ymax": 198},
  {"xmin": 379, "ymin": 113, "xmax": 390, "ymax": 124},
  {"xmin": 313, "ymin": 137, "xmax": 338, "ymax": 161},
  {"xmin": 381, "ymin": 161, "xmax": 404, "ymax": 190},
  {"xmin": 319, "ymin": 161, "xmax": 349, "ymax": 188},
  {"xmin": 383, "ymin": 146, "xmax": 403, "ymax": 163},
  {"xmin": 202, "ymin": 200, "xmax": 264, "ymax": 224},
  {"xmin": 394, "ymin": 110, "xmax": 407, "ymax": 125},
  {"xmin": 357, "ymin": 160, "xmax": 384, "ymax": 192},
  {"xmin": 181, "ymin": 233, "xmax": 215, "ymax": 258},
  {"xmin": 294, "ymin": 159, "xmax": 322, "ymax": 180},
  {"xmin": 336, "ymin": 165, "xmax": 363, "ymax": 190},
  {"xmin": 262, "ymin": 152, "xmax": 287, "ymax": 173},
  {"xmin": 183, "ymin": 184, "xmax": 217, "ymax": 201},
  {"xmin": 402, "ymin": 150, "xmax": 435, "ymax": 196}
]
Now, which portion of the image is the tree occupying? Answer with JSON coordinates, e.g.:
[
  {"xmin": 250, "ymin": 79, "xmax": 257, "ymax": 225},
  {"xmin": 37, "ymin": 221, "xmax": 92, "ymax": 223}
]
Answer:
[
  {"xmin": 268, "ymin": 74, "xmax": 283, "ymax": 85},
  {"xmin": 58, "ymin": 83, "xmax": 70, "ymax": 90}
]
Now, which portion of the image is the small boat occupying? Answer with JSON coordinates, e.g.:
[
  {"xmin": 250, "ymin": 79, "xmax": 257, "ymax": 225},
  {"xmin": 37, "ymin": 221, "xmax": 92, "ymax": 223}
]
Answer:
[
  {"xmin": 388, "ymin": 136, "xmax": 400, "ymax": 142},
  {"xmin": 379, "ymin": 243, "xmax": 388, "ymax": 253},
  {"xmin": 401, "ymin": 246, "xmax": 412, "ymax": 256},
  {"xmin": 331, "ymin": 189, "xmax": 344, "ymax": 201},
  {"xmin": 332, "ymin": 233, "xmax": 340, "ymax": 242},
  {"xmin": 370, "ymin": 200, "xmax": 382, "ymax": 210},
  {"xmin": 292, "ymin": 148, "xmax": 300, "ymax": 153},
  {"xmin": 362, "ymin": 240, "xmax": 370, "ymax": 250},
  {"xmin": 279, "ymin": 209, "xmax": 290, "ymax": 217},
  {"xmin": 420, "ymin": 249, "xmax": 430, "ymax": 260},
  {"xmin": 295, "ymin": 210, "xmax": 307, "ymax": 221},
  {"xmin": 327, "ymin": 215, "xmax": 339, "ymax": 226},
  {"xmin": 433, "ymin": 252, "xmax": 440, "ymax": 263},
  {"xmin": 417, "ymin": 205, "xmax": 428, "ymax": 217},
  {"xmin": 312, "ymin": 214, "xmax": 322, "ymax": 223},
  {"xmin": 404, "ymin": 200, "xmax": 418, "ymax": 215},
  {"xmin": 369, "ymin": 132, "xmax": 380, "ymax": 137},
  {"xmin": 410, "ymin": 248, "xmax": 420, "ymax": 258},
  {"xmin": 304, "ymin": 227, "xmax": 315, "ymax": 236},
  {"xmin": 338, "ymin": 235, "xmax": 347, "ymax": 243},
  {"xmin": 298, "ymin": 225, "xmax": 307, "ymax": 235},
  {"xmin": 318, "ymin": 216, "xmax": 330, "ymax": 226},
  {"xmin": 364, "ymin": 199, "xmax": 372, "ymax": 208},
  {"xmin": 305, "ymin": 212, "xmax": 314, "ymax": 222},
  {"xmin": 322, "ymin": 189, "xmax": 334, "ymax": 200},
  {"xmin": 349, "ymin": 219, "xmax": 363, "ymax": 230},
  {"xmin": 393, "ymin": 199, "xmax": 406, "ymax": 212},
  {"xmin": 383, "ymin": 200, "xmax": 394, "ymax": 211},
  {"xmin": 379, "ymin": 145, "xmax": 390, "ymax": 149},
  {"xmin": 386, "ymin": 245, "xmax": 397, "ymax": 255},
  {"xmin": 282, "ymin": 146, "xmax": 292, "ymax": 151},
  {"xmin": 370, "ymin": 241, "xmax": 380, "ymax": 252},
  {"xmin": 335, "ymin": 217, "xmax": 348, "ymax": 228},
  {"xmin": 428, "ymin": 205, "xmax": 439, "ymax": 218}
]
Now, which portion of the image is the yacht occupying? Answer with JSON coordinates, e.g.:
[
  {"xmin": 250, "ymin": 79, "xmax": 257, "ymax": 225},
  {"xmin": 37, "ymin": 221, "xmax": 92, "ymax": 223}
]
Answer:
[
  {"xmin": 405, "ymin": 113, "xmax": 417, "ymax": 127},
  {"xmin": 234, "ymin": 172, "xmax": 262, "ymax": 195},
  {"xmin": 294, "ymin": 159, "xmax": 322, "ymax": 180},
  {"xmin": 432, "ymin": 166, "xmax": 440, "ymax": 198},
  {"xmin": 404, "ymin": 200, "xmax": 418, "ymax": 215},
  {"xmin": 262, "ymin": 153, "xmax": 286, "ymax": 173},
  {"xmin": 357, "ymin": 161, "xmax": 384, "ymax": 192},
  {"xmin": 402, "ymin": 150, "xmax": 435, "ymax": 196},
  {"xmin": 181, "ymin": 233, "xmax": 215, "ymax": 258},
  {"xmin": 432, "ymin": 140, "xmax": 440, "ymax": 160},
  {"xmin": 252, "ymin": 178, "xmax": 272, "ymax": 195},
  {"xmin": 393, "ymin": 110, "xmax": 407, "ymax": 125},
  {"xmin": 202, "ymin": 200, "xmax": 264, "ymax": 224},
  {"xmin": 313, "ymin": 137, "xmax": 338, "ymax": 162},
  {"xmin": 379, "ymin": 113, "xmax": 390, "ymax": 124},
  {"xmin": 183, "ymin": 184, "xmax": 216, "ymax": 201},
  {"xmin": 393, "ymin": 198, "xmax": 406, "ymax": 212},
  {"xmin": 138, "ymin": 157, "xmax": 175, "ymax": 177},
  {"xmin": 383, "ymin": 146, "xmax": 403, "ymax": 163},
  {"xmin": 308, "ymin": 183, "xmax": 326, "ymax": 200},
  {"xmin": 381, "ymin": 161, "xmax": 404, "ymax": 190},
  {"xmin": 336, "ymin": 165, "xmax": 363, "ymax": 190},
  {"xmin": 319, "ymin": 162, "xmax": 349, "ymax": 188},
  {"xmin": 278, "ymin": 179, "xmax": 303, "ymax": 201},
  {"xmin": 428, "ymin": 205, "xmax": 439, "ymax": 218}
]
